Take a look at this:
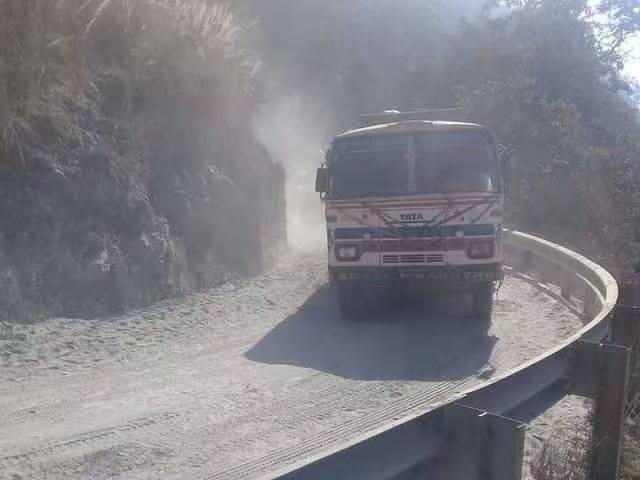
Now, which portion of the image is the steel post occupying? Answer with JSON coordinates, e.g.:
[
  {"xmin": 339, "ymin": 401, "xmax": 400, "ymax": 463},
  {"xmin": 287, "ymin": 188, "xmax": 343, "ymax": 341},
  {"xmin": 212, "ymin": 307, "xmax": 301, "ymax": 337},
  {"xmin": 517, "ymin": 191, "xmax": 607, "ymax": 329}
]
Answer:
[
  {"xmin": 571, "ymin": 341, "xmax": 631, "ymax": 480},
  {"xmin": 440, "ymin": 403, "xmax": 526, "ymax": 480},
  {"xmin": 591, "ymin": 343, "xmax": 630, "ymax": 480}
]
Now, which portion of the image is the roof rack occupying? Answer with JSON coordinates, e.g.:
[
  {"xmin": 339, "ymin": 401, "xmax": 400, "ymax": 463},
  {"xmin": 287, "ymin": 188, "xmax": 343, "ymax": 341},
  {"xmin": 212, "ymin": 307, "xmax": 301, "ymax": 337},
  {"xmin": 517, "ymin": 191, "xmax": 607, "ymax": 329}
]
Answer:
[{"xmin": 359, "ymin": 108, "xmax": 467, "ymax": 128}]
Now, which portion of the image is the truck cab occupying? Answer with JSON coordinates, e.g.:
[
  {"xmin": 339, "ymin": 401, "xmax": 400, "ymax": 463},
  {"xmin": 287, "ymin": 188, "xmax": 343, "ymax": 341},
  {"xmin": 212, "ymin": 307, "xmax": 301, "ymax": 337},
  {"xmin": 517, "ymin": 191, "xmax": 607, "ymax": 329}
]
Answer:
[{"xmin": 316, "ymin": 111, "xmax": 509, "ymax": 319}]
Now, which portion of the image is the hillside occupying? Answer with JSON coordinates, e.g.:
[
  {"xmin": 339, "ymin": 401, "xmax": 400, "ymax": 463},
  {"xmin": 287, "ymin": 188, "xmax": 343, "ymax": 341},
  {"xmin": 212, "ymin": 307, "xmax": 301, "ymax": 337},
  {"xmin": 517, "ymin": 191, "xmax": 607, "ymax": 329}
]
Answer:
[
  {"xmin": 243, "ymin": 0, "xmax": 640, "ymax": 270},
  {"xmin": 1, "ymin": 0, "xmax": 639, "ymax": 321},
  {"xmin": 0, "ymin": 0, "xmax": 286, "ymax": 320}
]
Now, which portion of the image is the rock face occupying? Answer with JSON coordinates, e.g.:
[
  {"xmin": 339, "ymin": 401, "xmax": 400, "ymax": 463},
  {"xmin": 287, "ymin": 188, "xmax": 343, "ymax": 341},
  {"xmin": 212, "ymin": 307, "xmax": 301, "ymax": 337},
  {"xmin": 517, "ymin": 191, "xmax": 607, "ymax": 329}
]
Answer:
[
  {"xmin": 0, "ymin": 1, "xmax": 287, "ymax": 322},
  {"xmin": 0, "ymin": 140, "xmax": 286, "ymax": 321}
]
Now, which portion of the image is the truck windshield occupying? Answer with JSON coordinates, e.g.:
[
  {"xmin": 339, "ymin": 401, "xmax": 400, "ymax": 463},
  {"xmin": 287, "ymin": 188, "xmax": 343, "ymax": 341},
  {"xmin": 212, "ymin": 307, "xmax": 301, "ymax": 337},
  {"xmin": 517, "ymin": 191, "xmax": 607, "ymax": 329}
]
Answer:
[{"xmin": 330, "ymin": 131, "xmax": 499, "ymax": 198}]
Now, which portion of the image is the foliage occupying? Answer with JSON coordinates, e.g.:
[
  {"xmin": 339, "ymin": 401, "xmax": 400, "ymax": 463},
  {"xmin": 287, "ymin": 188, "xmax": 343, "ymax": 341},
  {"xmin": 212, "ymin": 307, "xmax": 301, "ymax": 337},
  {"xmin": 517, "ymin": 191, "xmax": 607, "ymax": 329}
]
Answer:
[
  {"xmin": 239, "ymin": 0, "xmax": 640, "ymax": 269},
  {"xmin": 0, "ymin": 0, "xmax": 252, "ymax": 171},
  {"xmin": 598, "ymin": 0, "xmax": 640, "ymax": 58},
  {"xmin": 0, "ymin": 0, "xmax": 285, "ymax": 320},
  {"xmin": 449, "ymin": 0, "xmax": 640, "ymax": 265},
  {"xmin": 238, "ymin": 0, "xmax": 452, "ymax": 128},
  {"xmin": 2, "ymin": 0, "xmax": 640, "ymax": 319}
]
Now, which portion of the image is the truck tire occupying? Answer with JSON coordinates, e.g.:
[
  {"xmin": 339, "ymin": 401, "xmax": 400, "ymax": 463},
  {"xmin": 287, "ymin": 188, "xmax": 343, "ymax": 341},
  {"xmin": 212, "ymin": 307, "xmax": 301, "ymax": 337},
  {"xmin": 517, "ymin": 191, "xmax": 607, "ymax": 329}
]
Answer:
[
  {"xmin": 472, "ymin": 282, "xmax": 494, "ymax": 321},
  {"xmin": 338, "ymin": 283, "xmax": 363, "ymax": 319}
]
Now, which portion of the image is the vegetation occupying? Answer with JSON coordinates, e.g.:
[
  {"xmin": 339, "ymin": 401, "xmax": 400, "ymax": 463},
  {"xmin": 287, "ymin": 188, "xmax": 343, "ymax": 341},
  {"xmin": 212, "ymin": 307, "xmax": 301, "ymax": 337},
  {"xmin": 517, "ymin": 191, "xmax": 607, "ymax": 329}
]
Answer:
[
  {"xmin": 240, "ymin": 0, "xmax": 640, "ymax": 269},
  {"xmin": 452, "ymin": 1, "xmax": 640, "ymax": 267},
  {"xmin": 0, "ymin": 0, "xmax": 285, "ymax": 319},
  {"xmin": 530, "ymin": 428, "xmax": 591, "ymax": 480},
  {"xmin": 1, "ymin": 0, "xmax": 639, "ymax": 319},
  {"xmin": 623, "ymin": 416, "xmax": 640, "ymax": 479}
]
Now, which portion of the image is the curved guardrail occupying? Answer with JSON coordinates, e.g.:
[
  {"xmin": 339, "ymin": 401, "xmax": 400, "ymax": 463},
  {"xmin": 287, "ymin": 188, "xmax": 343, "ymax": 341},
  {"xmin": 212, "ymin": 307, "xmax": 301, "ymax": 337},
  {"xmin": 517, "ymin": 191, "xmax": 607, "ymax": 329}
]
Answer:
[
  {"xmin": 461, "ymin": 229, "xmax": 619, "ymax": 414},
  {"xmin": 216, "ymin": 229, "xmax": 619, "ymax": 480}
]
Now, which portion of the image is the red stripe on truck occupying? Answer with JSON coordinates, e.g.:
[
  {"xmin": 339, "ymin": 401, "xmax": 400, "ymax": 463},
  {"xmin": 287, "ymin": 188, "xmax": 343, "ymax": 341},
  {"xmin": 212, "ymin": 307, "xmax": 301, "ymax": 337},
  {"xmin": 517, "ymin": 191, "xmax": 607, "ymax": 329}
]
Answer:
[{"xmin": 334, "ymin": 237, "xmax": 494, "ymax": 253}]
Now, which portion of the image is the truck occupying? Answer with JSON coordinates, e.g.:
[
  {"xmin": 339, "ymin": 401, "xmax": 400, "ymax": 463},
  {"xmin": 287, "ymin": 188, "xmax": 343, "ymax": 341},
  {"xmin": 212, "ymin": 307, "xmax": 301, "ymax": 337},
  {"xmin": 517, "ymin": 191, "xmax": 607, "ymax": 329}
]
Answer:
[{"xmin": 315, "ymin": 110, "xmax": 511, "ymax": 320}]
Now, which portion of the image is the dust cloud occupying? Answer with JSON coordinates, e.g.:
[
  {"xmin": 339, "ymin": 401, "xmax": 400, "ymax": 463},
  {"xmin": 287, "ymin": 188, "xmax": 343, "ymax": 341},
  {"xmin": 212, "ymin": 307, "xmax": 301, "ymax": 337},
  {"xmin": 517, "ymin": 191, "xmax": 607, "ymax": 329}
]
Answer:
[
  {"xmin": 248, "ymin": 0, "xmax": 488, "ymax": 253},
  {"xmin": 254, "ymin": 94, "xmax": 333, "ymax": 252}
]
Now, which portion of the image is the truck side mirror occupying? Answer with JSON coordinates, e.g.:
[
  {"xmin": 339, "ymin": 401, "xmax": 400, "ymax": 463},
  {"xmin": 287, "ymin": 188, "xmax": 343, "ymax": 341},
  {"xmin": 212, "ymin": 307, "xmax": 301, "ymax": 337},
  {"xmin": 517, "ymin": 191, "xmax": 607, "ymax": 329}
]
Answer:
[{"xmin": 315, "ymin": 168, "xmax": 329, "ymax": 193}]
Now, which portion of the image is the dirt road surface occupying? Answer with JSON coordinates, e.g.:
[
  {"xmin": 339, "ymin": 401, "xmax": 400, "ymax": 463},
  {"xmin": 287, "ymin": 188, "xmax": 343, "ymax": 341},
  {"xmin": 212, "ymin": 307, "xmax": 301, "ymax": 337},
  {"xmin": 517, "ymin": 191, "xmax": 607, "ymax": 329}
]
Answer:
[{"xmin": 0, "ymin": 251, "xmax": 583, "ymax": 480}]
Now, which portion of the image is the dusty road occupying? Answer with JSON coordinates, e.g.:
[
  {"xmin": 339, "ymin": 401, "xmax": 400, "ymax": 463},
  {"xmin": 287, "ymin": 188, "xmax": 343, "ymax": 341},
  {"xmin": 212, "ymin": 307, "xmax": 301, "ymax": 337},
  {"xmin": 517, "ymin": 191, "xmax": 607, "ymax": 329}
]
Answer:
[{"xmin": 0, "ymin": 252, "xmax": 583, "ymax": 480}]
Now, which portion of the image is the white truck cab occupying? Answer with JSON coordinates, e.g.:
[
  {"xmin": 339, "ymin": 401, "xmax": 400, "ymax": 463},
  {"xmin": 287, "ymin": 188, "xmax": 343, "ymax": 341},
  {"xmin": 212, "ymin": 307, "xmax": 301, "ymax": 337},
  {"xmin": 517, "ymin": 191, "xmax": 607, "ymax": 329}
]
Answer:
[{"xmin": 316, "ymin": 110, "xmax": 510, "ymax": 319}]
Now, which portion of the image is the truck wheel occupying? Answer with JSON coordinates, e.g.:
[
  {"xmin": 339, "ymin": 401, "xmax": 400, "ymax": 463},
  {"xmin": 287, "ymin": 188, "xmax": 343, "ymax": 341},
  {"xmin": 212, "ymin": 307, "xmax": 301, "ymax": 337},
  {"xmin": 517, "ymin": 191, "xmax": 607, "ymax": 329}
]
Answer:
[
  {"xmin": 338, "ymin": 283, "xmax": 362, "ymax": 319},
  {"xmin": 472, "ymin": 283, "xmax": 494, "ymax": 321}
]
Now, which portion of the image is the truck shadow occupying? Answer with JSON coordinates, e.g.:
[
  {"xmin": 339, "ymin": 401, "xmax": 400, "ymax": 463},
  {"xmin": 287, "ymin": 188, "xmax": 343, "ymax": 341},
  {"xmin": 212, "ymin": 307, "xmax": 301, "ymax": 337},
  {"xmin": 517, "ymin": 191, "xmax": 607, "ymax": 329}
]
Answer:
[{"xmin": 245, "ymin": 285, "xmax": 497, "ymax": 382}]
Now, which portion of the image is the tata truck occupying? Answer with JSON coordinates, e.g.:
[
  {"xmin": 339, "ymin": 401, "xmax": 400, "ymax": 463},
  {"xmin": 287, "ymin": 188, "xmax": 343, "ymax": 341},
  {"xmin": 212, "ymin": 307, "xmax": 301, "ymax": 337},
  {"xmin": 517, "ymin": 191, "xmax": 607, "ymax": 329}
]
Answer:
[{"xmin": 315, "ymin": 110, "xmax": 510, "ymax": 320}]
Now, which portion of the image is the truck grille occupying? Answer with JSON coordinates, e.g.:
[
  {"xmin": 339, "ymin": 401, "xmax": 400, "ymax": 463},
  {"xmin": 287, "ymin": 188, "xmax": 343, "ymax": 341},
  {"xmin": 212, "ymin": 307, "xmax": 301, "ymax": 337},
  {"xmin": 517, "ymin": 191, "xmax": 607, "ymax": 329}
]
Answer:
[{"xmin": 383, "ymin": 254, "xmax": 445, "ymax": 265}]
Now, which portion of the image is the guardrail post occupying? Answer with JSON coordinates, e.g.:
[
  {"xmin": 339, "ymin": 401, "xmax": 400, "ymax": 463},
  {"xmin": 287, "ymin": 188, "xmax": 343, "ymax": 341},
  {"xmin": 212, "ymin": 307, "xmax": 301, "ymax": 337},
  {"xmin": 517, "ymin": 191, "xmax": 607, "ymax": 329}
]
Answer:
[
  {"xmin": 611, "ymin": 279, "xmax": 640, "ymax": 401},
  {"xmin": 440, "ymin": 404, "xmax": 526, "ymax": 480},
  {"xmin": 571, "ymin": 342, "xmax": 630, "ymax": 480},
  {"xmin": 591, "ymin": 344, "xmax": 630, "ymax": 480}
]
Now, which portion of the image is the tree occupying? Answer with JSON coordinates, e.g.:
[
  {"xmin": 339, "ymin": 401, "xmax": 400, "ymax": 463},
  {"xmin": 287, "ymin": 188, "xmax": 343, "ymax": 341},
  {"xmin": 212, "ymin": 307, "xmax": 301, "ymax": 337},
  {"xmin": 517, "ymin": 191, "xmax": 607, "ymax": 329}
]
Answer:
[
  {"xmin": 451, "ymin": 0, "xmax": 640, "ymax": 264},
  {"xmin": 598, "ymin": 0, "xmax": 640, "ymax": 58}
]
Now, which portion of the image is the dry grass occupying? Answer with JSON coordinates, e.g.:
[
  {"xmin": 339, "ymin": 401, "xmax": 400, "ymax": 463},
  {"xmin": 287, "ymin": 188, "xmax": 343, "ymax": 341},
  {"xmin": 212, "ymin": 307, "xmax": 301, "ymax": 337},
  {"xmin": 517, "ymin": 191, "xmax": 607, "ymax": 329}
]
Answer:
[
  {"xmin": 530, "ymin": 406, "xmax": 640, "ymax": 480},
  {"xmin": 0, "ymin": 0, "xmax": 253, "ymax": 169},
  {"xmin": 622, "ymin": 417, "xmax": 640, "ymax": 479},
  {"xmin": 530, "ymin": 418, "xmax": 592, "ymax": 480},
  {"xmin": 1, "ymin": 1, "xmax": 90, "ymax": 164}
]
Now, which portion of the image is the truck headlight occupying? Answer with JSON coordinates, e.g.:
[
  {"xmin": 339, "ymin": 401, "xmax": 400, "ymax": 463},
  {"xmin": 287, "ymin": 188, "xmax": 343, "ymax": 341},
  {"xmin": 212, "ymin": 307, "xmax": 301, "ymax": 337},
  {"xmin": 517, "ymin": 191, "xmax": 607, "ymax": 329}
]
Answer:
[
  {"xmin": 336, "ymin": 246, "xmax": 360, "ymax": 261},
  {"xmin": 467, "ymin": 241, "xmax": 495, "ymax": 259}
]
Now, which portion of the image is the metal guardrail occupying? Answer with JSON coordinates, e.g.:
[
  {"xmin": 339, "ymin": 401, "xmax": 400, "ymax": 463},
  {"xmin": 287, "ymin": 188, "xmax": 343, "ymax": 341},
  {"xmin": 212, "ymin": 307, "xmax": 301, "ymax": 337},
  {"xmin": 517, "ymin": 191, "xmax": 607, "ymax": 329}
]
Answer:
[{"xmin": 217, "ymin": 229, "xmax": 619, "ymax": 480}]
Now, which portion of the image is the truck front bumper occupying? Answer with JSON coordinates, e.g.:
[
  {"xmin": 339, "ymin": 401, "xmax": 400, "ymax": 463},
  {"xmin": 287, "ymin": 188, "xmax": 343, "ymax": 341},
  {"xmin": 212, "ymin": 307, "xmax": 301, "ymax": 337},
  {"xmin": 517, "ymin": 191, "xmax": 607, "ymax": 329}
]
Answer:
[{"xmin": 329, "ymin": 264, "xmax": 502, "ymax": 288}]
